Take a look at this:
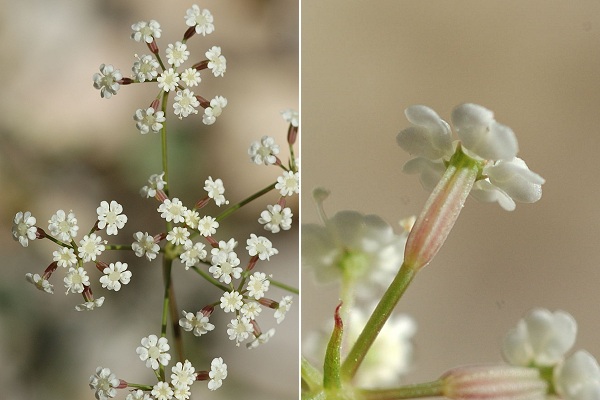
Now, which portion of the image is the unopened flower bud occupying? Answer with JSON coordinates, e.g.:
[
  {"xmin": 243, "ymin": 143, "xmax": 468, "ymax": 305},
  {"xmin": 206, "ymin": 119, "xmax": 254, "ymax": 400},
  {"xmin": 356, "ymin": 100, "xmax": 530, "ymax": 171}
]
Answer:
[
  {"xmin": 403, "ymin": 147, "xmax": 481, "ymax": 270},
  {"xmin": 442, "ymin": 365, "xmax": 547, "ymax": 400}
]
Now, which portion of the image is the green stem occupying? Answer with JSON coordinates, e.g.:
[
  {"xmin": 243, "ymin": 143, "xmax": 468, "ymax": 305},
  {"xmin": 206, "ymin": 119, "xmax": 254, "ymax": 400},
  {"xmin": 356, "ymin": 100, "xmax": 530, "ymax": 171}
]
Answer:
[
  {"xmin": 190, "ymin": 265, "xmax": 230, "ymax": 292},
  {"xmin": 104, "ymin": 244, "xmax": 133, "ymax": 251},
  {"xmin": 160, "ymin": 90, "xmax": 170, "ymax": 197},
  {"xmin": 168, "ymin": 280, "xmax": 184, "ymax": 362},
  {"xmin": 301, "ymin": 356, "xmax": 324, "ymax": 394},
  {"xmin": 216, "ymin": 182, "xmax": 276, "ymax": 221},
  {"xmin": 269, "ymin": 278, "xmax": 299, "ymax": 294},
  {"xmin": 126, "ymin": 382, "xmax": 154, "ymax": 391},
  {"xmin": 340, "ymin": 264, "xmax": 416, "ymax": 381},
  {"xmin": 358, "ymin": 380, "xmax": 445, "ymax": 399},
  {"xmin": 161, "ymin": 256, "xmax": 173, "ymax": 338}
]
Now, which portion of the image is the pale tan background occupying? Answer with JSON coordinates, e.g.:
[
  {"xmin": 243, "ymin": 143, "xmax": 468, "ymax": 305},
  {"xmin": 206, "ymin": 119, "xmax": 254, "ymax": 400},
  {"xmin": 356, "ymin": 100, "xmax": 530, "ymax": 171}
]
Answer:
[
  {"xmin": 0, "ymin": 1, "xmax": 298, "ymax": 399},
  {"xmin": 302, "ymin": 0, "xmax": 600, "ymax": 385}
]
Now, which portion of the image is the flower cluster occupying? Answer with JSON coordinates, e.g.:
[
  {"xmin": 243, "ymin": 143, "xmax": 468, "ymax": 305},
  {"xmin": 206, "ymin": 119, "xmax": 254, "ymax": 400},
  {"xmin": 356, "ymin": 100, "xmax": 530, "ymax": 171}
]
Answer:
[
  {"xmin": 90, "ymin": 340, "xmax": 228, "ymax": 400},
  {"xmin": 93, "ymin": 5, "xmax": 228, "ymax": 125},
  {"xmin": 440, "ymin": 309, "xmax": 600, "ymax": 400},
  {"xmin": 302, "ymin": 188, "xmax": 410, "ymax": 299},
  {"xmin": 14, "ymin": 4, "xmax": 299, "ymax": 399},
  {"xmin": 502, "ymin": 308, "xmax": 600, "ymax": 399},
  {"xmin": 397, "ymin": 103, "xmax": 545, "ymax": 211},
  {"xmin": 12, "ymin": 201, "xmax": 131, "ymax": 311}
]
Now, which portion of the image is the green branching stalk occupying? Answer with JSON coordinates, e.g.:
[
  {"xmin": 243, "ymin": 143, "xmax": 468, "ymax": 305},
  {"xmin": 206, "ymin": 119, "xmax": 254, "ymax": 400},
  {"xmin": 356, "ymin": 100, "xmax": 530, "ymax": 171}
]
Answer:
[
  {"xmin": 358, "ymin": 380, "xmax": 445, "ymax": 399},
  {"xmin": 269, "ymin": 277, "xmax": 299, "ymax": 294},
  {"xmin": 216, "ymin": 182, "xmax": 276, "ymax": 221},
  {"xmin": 340, "ymin": 265, "xmax": 416, "ymax": 382}
]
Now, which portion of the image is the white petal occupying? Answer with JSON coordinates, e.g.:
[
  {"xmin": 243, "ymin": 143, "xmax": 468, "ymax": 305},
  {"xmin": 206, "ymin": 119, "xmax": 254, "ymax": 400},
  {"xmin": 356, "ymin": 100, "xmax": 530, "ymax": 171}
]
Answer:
[
  {"xmin": 554, "ymin": 351, "xmax": 600, "ymax": 400},
  {"xmin": 452, "ymin": 103, "xmax": 518, "ymax": 161},
  {"xmin": 502, "ymin": 319, "xmax": 533, "ymax": 366},
  {"xmin": 471, "ymin": 180, "xmax": 516, "ymax": 211},
  {"xmin": 485, "ymin": 158, "xmax": 545, "ymax": 203},
  {"xmin": 402, "ymin": 157, "xmax": 446, "ymax": 191},
  {"xmin": 397, "ymin": 105, "xmax": 453, "ymax": 160},
  {"xmin": 503, "ymin": 308, "xmax": 577, "ymax": 367},
  {"xmin": 526, "ymin": 309, "xmax": 577, "ymax": 366}
]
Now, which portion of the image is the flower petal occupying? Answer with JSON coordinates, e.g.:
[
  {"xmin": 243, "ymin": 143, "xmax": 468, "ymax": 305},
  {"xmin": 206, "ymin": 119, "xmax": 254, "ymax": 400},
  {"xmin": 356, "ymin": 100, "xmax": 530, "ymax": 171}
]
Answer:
[
  {"xmin": 452, "ymin": 103, "xmax": 518, "ymax": 161},
  {"xmin": 485, "ymin": 158, "xmax": 545, "ymax": 203},
  {"xmin": 397, "ymin": 105, "xmax": 453, "ymax": 160}
]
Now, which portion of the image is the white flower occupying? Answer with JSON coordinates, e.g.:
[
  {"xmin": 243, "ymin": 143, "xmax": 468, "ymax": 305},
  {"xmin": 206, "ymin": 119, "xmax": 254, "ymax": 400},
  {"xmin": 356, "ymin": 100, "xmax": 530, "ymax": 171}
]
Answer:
[
  {"xmin": 208, "ymin": 250, "xmax": 241, "ymax": 283},
  {"xmin": 76, "ymin": 297, "xmax": 105, "ymax": 311},
  {"xmin": 64, "ymin": 267, "xmax": 90, "ymax": 294},
  {"xmin": 132, "ymin": 54, "xmax": 159, "ymax": 82},
  {"xmin": 246, "ymin": 328, "xmax": 275, "ymax": 349},
  {"xmin": 25, "ymin": 273, "xmax": 54, "ymax": 294},
  {"xmin": 97, "ymin": 200, "xmax": 127, "ymax": 235},
  {"xmin": 166, "ymin": 227, "xmax": 190, "ymax": 246},
  {"xmin": 274, "ymin": 295, "xmax": 293, "ymax": 324},
  {"xmin": 204, "ymin": 176, "xmax": 229, "ymax": 206},
  {"xmin": 140, "ymin": 172, "xmax": 166, "ymax": 198},
  {"xmin": 12, "ymin": 211, "xmax": 37, "ymax": 247},
  {"xmin": 198, "ymin": 215, "xmax": 219, "ymax": 236},
  {"xmin": 276, "ymin": 170, "xmax": 300, "ymax": 196},
  {"xmin": 397, "ymin": 104, "xmax": 544, "ymax": 210},
  {"xmin": 210, "ymin": 239, "xmax": 237, "ymax": 262},
  {"xmin": 180, "ymin": 68, "xmax": 201, "ymax": 87},
  {"xmin": 158, "ymin": 68, "xmax": 180, "ymax": 93},
  {"xmin": 180, "ymin": 241, "xmax": 207, "ymax": 269},
  {"xmin": 166, "ymin": 41, "xmax": 189, "ymax": 67},
  {"xmin": 220, "ymin": 291, "xmax": 243, "ymax": 313},
  {"xmin": 131, "ymin": 20, "xmax": 161, "ymax": 43},
  {"xmin": 93, "ymin": 64, "xmax": 122, "ymax": 99},
  {"xmin": 134, "ymin": 107, "xmax": 165, "ymax": 134},
  {"xmin": 136, "ymin": 334, "xmax": 171, "ymax": 370},
  {"xmin": 258, "ymin": 204, "xmax": 293, "ymax": 233},
  {"xmin": 179, "ymin": 310, "xmax": 214, "ymax": 337},
  {"xmin": 248, "ymin": 136, "xmax": 280, "ymax": 165},
  {"xmin": 99, "ymin": 262, "xmax": 132, "ymax": 291},
  {"xmin": 48, "ymin": 210, "xmax": 78, "ymax": 242},
  {"xmin": 502, "ymin": 308, "xmax": 577, "ymax": 367},
  {"xmin": 281, "ymin": 108, "xmax": 299, "ymax": 127},
  {"xmin": 205, "ymin": 46, "xmax": 226, "ymax": 77},
  {"xmin": 302, "ymin": 210, "xmax": 407, "ymax": 294},
  {"xmin": 89, "ymin": 366, "xmax": 120, "ymax": 400},
  {"xmin": 158, "ymin": 198, "xmax": 187, "ymax": 223},
  {"xmin": 227, "ymin": 316, "xmax": 253, "ymax": 346},
  {"xmin": 185, "ymin": 5, "xmax": 214, "ymax": 36},
  {"xmin": 132, "ymin": 232, "xmax": 160, "ymax": 261},
  {"xmin": 474, "ymin": 157, "xmax": 545, "ymax": 211},
  {"xmin": 240, "ymin": 301, "xmax": 262, "ymax": 320},
  {"xmin": 173, "ymin": 89, "xmax": 199, "ymax": 119},
  {"xmin": 208, "ymin": 357, "xmax": 227, "ymax": 390},
  {"xmin": 53, "ymin": 247, "xmax": 77, "ymax": 268},
  {"xmin": 172, "ymin": 385, "xmax": 190, "ymax": 400},
  {"xmin": 304, "ymin": 307, "xmax": 416, "ymax": 389},
  {"xmin": 171, "ymin": 360, "xmax": 196, "ymax": 388},
  {"xmin": 202, "ymin": 95, "xmax": 227, "ymax": 125},
  {"xmin": 183, "ymin": 209, "xmax": 200, "ymax": 229},
  {"xmin": 126, "ymin": 389, "xmax": 152, "ymax": 400},
  {"xmin": 554, "ymin": 350, "xmax": 600, "ymax": 400},
  {"xmin": 246, "ymin": 234, "xmax": 278, "ymax": 260},
  {"xmin": 151, "ymin": 381, "xmax": 173, "ymax": 400},
  {"xmin": 246, "ymin": 272, "xmax": 270, "ymax": 299}
]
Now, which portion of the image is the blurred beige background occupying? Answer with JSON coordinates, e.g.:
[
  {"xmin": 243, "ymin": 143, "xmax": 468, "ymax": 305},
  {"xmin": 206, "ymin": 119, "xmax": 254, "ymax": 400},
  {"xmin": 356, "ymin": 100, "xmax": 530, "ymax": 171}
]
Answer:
[
  {"xmin": 0, "ymin": 1, "xmax": 298, "ymax": 399},
  {"xmin": 302, "ymin": 0, "xmax": 600, "ymax": 385}
]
